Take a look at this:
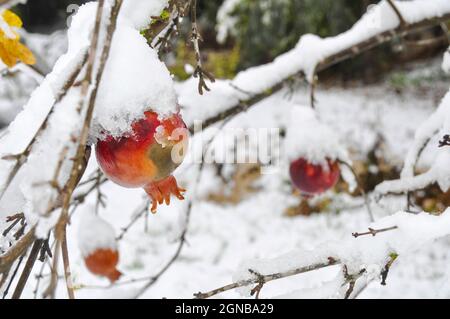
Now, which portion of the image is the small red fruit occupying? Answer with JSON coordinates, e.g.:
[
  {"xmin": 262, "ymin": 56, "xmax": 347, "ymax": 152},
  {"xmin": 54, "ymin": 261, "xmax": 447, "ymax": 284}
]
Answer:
[
  {"xmin": 84, "ymin": 249, "xmax": 122, "ymax": 283},
  {"xmin": 96, "ymin": 111, "xmax": 189, "ymax": 212},
  {"xmin": 289, "ymin": 158, "xmax": 340, "ymax": 195}
]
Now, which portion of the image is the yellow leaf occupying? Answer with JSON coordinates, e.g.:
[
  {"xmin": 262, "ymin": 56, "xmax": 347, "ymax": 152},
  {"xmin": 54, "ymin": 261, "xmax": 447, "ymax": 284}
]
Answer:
[
  {"xmin": 0, "ymin": 42, "xmax": 16, "ymax": 67},
  {"xmin": 2, "ymin": 10, "xmax": 22, "ymax": 28},
  {"xmin": 0, "ymin": 10, "xmax": 35, "ymax": 68},
  {"xmin": 15, "ymin": 41, "xmax": 36, "ymax": 65}
]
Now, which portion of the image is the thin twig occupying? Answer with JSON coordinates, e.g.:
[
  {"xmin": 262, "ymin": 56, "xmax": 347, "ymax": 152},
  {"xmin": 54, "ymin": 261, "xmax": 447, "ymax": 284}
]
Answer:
[
  {"xmin": 131, "ymin": 117, "xmax": 232, "ymax": 298},
  {"xmin": 33, "ymin": 242, "xmax": 55, "ymax": 299},
  {"xmin": 380, "ymin": 253, "xmax": 398, "ymax": 285},
  {"xmin": 61, "ymin": 230, "xmax": 75, "ymax": 299},
  {"xmin": 352, "ymin": 226, "xmax": 398, "ymax": 238},
  {"xmin": 1, "ymin": 253, "xmax": 24, "ymax": 299},
  {"xmin": 2, "ymin": 213, "xmax": 25, "ymax": 237},
  {"xmin": 45, "ymin": 0, "xmax": 115, "ymax": 299},
  {"xmin": 116, "ymin": 200, "xmax": 149, "ymax": 241},
  {"xmin": 190, "ymin": 0, "xmax": 215, "ymax": 94},
  {"xmin": 152, "ymin": 11, "xmax": 179, "ymax": 53},
  {"xmin": 339, "ymin": 160, "xmax": 375, "ymax": 222},
  {"xmin": 249, "ymin": 269, "xmax": 265, "ymax": 299},
  {"xmin": 42, "ymin": 239, "xmax": 61, "ymax": 299},
  {"xmin": 309, "ymin": 69, "xmax": 318, "ymax": 109},
  {"xmin": 189, "ymin": 12, "xmax": 450, "ymax": 133},
  {"xmin": 440, "ymin": 23, "xmax": 450, "ymax": 45},
  {"xmin": 0, "ymin": 50, "xmax": 89, "ymax": 202},
  {"xmin": 11, "ymin": 239, "xmax": 43, "ymax": 299},
  {"xmin": 342, "ymin": 265, "xmax": 366, "ymax": 299},
  {"xmin": 386, "ymin": 0, "xmax": 407, "ymax": 28},
  {"xmin": 194, "ymin": 257, "xmax": 340, "ymax": 299},
  {"xmin": 0, "ymin": 227, "xmax": 36, "ymax": 274}
]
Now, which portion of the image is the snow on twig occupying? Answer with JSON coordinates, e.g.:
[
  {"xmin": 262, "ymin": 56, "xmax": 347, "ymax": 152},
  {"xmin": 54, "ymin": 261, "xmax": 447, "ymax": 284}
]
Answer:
[
  {"xmin": 196, "ymin": 209, "xmax": 450, "ymax": 298},
  {"xmin": 182, "ymin": 0, "xmax": 450, "ymax": 131}
]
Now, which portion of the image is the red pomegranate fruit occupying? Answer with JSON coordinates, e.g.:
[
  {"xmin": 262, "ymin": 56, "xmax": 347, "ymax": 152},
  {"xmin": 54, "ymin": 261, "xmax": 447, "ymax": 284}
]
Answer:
[
  {"xmin": 96, "ymin": 111, "xmax": 189, "ymax": 213},
  {"xmin": 289, "ymin": 158, "xmax": 340, "ymax": 195},
  {"xmin": 84, "ymin": 248, "xmax": 122, "ymax": 283}
]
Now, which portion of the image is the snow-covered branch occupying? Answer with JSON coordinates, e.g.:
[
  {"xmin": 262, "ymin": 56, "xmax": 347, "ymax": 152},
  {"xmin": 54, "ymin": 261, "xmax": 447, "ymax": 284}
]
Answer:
[
  {"xmin": 183, "ymin": 0, "xmax": 450, "ymax": 131},
  {"xmin": 195, "ymin": 258, "xmax": 340, "ymax": 299},
  {"xmin": 375, "ymin": 92, "xmax": 450, "ymax": 196},
  {"xmin": 196, "ymin": 209, "xmax": 450, "ymax": 299},
  {"xmin": 0, "ymin": 225, "xmax": 35, "ymax": 274}
]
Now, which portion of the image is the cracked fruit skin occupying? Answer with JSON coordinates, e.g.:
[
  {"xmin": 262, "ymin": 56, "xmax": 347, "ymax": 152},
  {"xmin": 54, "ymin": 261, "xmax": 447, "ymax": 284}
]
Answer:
[
  {"xmin": 96, "ymin": 111, "xmax": 189, "ymax": 212},
  {"xmin": 289, "ymin": 158, "xmax": 340, "ymax": 195},
  {"xmin": 85, "ymin": 249, "xmax": 122, "ymax": 283}
]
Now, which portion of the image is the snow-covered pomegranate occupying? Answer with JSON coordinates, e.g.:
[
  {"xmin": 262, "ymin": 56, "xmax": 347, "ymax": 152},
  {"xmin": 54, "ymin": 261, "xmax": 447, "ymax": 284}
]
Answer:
[
  {"xmin": 84, "ymin": 249, "xmax": 121, "ymax": 283},
  {"xmin": 95, "ymin": 111, "xmax": 189, "ymax": 213},
  {"xmin": 289, "ymin": 158, "xmax": 340, "ymax": 195},
  {"xmin": 78, "ymin": 213, "xmax": 121, "ymax": 282},
  {"xmin": 285, "ymin": 106, "xmax": 345, "ymax": 196}
]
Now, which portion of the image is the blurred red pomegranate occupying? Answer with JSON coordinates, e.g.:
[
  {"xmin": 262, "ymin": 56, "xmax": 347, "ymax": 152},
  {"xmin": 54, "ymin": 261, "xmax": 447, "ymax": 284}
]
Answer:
[
  {"xmin": 85, "ymin": 248, "xmax": 122, "ymax": 283},
  {"xmin": 289, "ymin": 158, "xmax": 340, "ymax": 195}
]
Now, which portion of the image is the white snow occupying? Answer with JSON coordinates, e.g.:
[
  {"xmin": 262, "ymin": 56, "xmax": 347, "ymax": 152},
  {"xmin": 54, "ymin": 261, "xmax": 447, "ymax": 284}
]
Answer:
[
  {"xmin": 284, "ymin": 105, "xmax": 348, "ymax": 165},
  {"xmin": 18, "ymin": 88, "xmax": 81, "ymax": 238},
  {"xmin": 120, "ymin": 0, "xmax": 169, "ymax": 30},
  {"xmin": 56, "ymin": 1, "xmax": 178, "ymax": 139},
  {"xmin": 443, "ymin": 49, "xmax": 450, "ymax": 74},
  {"xmin": 78, "ymin": 210, "xmax": 118, "ymax": 257},
  {"xmin": 93, "ymin": 24, "xmax": 177, "ymax": 138},
  {"xmin": 0, "ymin": 0, "xmax": 175, "ymax": 235},
  {"xmin": 181, "ymin": 0, "xmax": 450, "ymax": 126},
  {"xmin": 216, "ymin": 0, "xmax": 241, "ymax": 44},
  {"xmin": 376, "ymin": 90, "xmax": 450, "ymax": 195},
  {"xmin": 4, "ymin": 76, "xmax": 447, "ymax": 299},
  {"xmin": 233, "ymin": 209, "xmax": 450, "ymax": 290},
  {"xmin": 1, "ymin": 0, "xmax": 450, "ymax": 300}
]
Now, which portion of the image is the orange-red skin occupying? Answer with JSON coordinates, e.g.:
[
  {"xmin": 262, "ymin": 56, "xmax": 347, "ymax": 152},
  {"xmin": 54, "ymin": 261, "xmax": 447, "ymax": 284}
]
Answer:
[
  {"xmin": 95, "ymin": 111, "xmax": 188, "ymax": 212},
  {"xmin": 85, "ymin": 249, "xmax": 122, "ymax": 283},
  {"xmin": 289, "ymin": 158, "xmax": 340, "ymax": 195}
]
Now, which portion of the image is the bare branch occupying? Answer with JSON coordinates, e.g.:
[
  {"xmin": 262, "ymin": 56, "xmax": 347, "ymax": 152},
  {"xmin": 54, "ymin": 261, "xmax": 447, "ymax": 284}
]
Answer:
[
  {"xmin": 381, "ymin": 253, "xmax": 398, "ymax": 285},
  {"xmin": 116, "ymin": 200, "xmax": 149, "ymax": 241},
  {"xmin": 342, "ymin": 265, "xmax": 366, "ymax": 299},
  {"xmin": 11, "ymin": 239, "xmax": 43, "ymax": 299},
  {"xmin": 0, "ymin": 227, "xmax": 36, "ymax": 274},
  {"xmin": 0, "ymin": 50, "xmax": 89, "ymax": 201},
  {"xmin": 47, "ymin": 0, "xmax": 124, "ymax": 299},
  {"xmin": 190, "ymin": 0, "xmax": 215, "ymax": 95},
  {"xmin": 352, "ymin": 226, "xmax": 398, "ymax": 238},
  {"xmin": 1, "ymin": 253, "xmax": 24, "ymax": 299},
  {"xmin": 61, "ymin": 230, "xmax": 75, "ymax": 299},
  {"xmin": 339, "ymin": 160, "xmax": 374, "ymax": 222},
  {"xmin": 42, "ymin": 238, "xmax": 61, "ymax": 299},
  {"xmin": 194, "ymin": 257, "xmax": 340, "ymax": 299},
  {"xmin": 131, "ymin": 118, "xmax": 230, "ymax": 298},
  {"xmin": 386, "ymin": 0, "xmax": 407, "ymax": 28},
  {"xmin": 2, "ymin": 213, "xmax": 25, "ymax": 237},
  {"xmin": 190, "ymin": 12, "xmax": 450, "ymax": 133}
]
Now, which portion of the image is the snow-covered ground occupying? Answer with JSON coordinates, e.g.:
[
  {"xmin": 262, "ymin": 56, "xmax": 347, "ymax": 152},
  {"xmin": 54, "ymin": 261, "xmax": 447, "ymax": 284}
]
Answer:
[{"xmin": 9, "ymin": 67, "xmax": 447, "ymax": 299}]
